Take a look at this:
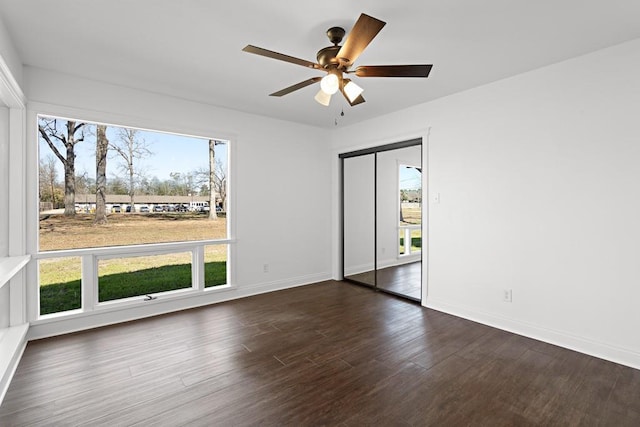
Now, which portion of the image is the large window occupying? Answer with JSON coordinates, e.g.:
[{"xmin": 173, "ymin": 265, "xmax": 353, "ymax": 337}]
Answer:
[{"xmin": 37, "ymin": 115, "xmax": 230, "ymax": 316}]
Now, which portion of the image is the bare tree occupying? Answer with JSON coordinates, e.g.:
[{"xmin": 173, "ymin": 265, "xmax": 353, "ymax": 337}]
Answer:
[
  {"xmin": 109, "ymin": 128, "xmax": 151, "ymax": 208},
  {"xmin": 169, "ymin": 171, "xmax": 195, "ymax": 196},
  {"xmin": 212, "ymin": 157, "xmax": 227, "ymax": 212},
  {"xmin": 39, "ymin": 154, "xmax": 59, "ymax": 208},
  {"xmin": 38, "ymin": 118, "xmax": 86, "ymax": 216},
  {"xmin": 94, "ymin": 125, "xmax": 109, "ymax": 225},
  {"xmin": 194, "ymin": 142, "xmax": 226, "ymax": 217},
  {"xmin": 208, "ymin": 140, "xmax": 218, "ymax": 220}
]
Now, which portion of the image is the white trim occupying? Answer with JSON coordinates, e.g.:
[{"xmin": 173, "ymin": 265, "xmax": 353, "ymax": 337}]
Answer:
[
  {"xmin": 0, "ymin": 53, "xmax": 29, "ymax": 407},
  {"xmin": 0, "ymin": 255, "xmax": 29, "ymax": 289},
  {"xmin": 344, "ymin": 262, "xmax": 375, "ymax": 277},
  {"xmin": 0, "ymin": 54, "xmax": 25, "ymax": 108},
  {"xmin": 422, "ymin": 127, "xmax": 430, "ymax": 303},
  {"xmin": 376, "ymin": 255, "xmax": 420, "ymax": 270},
  {"xmin": 34, "ymin": 238, "xmax": 234, "ymax": 259},
  {"xmin": 29, "ymin": 101, "xmax": 238, "ymax": 147},
  {"xmin": 425, "ymin": 296, "xmax": 640, "ymax": 370},
  {"xmin": 0, "ymin": 323, "xmax": 28, "ymax": 405}
]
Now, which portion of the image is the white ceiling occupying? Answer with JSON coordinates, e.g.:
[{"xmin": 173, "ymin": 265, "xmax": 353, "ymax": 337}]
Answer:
[{"xmin": 1, "ymin": 1, "xmax": 639, "ymax": 128}]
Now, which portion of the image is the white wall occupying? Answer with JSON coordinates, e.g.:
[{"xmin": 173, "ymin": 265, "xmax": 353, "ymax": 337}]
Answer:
[
  {"xmin": 331, "ymin": 38, "xmax": 640, "ymax": 369},
  {"xmin": 0, "ymin": 16, "xmax": 22, "ymax": 88},
  {"xmin": 23, "ymin": 66, "xmax": 333, "ymax": 336}
]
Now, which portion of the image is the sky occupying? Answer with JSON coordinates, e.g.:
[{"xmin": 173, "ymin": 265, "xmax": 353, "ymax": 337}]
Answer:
[
  {"xmin": 399, "ymin": 165, "xmax": 421, "ymax": 191},
  {"xmin": 38, "ymin": 117, "xmax": 228, "ymax": 184}
]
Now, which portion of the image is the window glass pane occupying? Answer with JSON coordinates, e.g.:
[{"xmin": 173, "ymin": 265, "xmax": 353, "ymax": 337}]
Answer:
[
  {"xmin": 39, "ymin": 257, "xmax": 81, "ymax": 315},
  {"xmin": 98, "ymin": 252, "xmax": 192, "ymax": 302},
  {"xmin": 38, "ymin": 115, "xmax": 228, "ymax": 251},
  {"xmin": 204, "ymin": 245, "xmax": 227, "ymax": 288}
]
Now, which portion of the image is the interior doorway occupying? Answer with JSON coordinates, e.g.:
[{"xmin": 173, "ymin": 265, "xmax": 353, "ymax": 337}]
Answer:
[{"xmin": 341, "ymin": 138, "xmax": 423, "ymax": 302}]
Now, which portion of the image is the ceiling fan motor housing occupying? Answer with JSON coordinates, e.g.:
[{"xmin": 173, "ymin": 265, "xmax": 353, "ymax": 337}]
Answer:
[
  {"xmin": 317, "ymin": 27, "xmax": 346, "ymax": 69},
  {"xmin": 316, "ymin": 45, "xmax": 341, "ymax": 68}
]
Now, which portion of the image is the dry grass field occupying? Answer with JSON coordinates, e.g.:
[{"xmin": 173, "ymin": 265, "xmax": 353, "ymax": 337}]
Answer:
[
  {"xmin": 400, "ymin": 205, "xmax": 422, "ymax": 226},
  {"xmin": 40, "ymin": 212, "xmax": 227, "ymax": 251}
]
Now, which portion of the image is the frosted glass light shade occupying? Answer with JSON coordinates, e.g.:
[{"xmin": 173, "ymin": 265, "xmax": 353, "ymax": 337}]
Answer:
[
  {"xmin": 314, "ymin": 89, "xmax": 331, "ymax": 106},
  {"xmin": 320, "ymin": 73, "xmax": 339, "ymax": 95},
  {"xmin": 343, "ymin": 81, "xmax": 364, "ymax": 102}
]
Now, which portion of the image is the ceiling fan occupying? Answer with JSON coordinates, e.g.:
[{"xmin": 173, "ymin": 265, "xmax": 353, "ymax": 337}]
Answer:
[{"xmin": 242, "ymin": 13, "xmax": 432, "ymax": 107}]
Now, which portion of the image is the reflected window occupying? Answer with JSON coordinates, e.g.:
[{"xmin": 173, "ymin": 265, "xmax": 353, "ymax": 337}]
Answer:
[{"xmin": 399, "ymin": 165, "xmax": 422, "ymax": 256}]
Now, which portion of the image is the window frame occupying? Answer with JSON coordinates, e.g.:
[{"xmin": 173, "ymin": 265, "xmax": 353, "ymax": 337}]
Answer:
[{"xmin": 26, "ymin": 106, "xmax": 236, "ymax": 323}]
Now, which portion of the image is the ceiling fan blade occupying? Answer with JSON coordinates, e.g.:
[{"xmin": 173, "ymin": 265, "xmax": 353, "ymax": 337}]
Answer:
[
  {"xmin": 242, "ymin": 45, "xmax": 321, "ymax": 69},
  {"xmin": 354, "ymin": 65, "xmax": 433, "ymax": 78},
  {"xmin": 269, "ymin": 77, "xmax": 322, "ymax": 97},
  {"xmin": 336, "ymin": 14, "xmax": 386, "ymax": 67},
  {"xmin": 355, "ymin": 65, "xmax": 433, "ymax": 78}
]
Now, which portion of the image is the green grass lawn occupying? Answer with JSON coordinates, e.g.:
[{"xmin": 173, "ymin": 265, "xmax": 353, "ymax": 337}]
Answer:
[
  {"xmin": 399, "ymin": 236, "xmax": 422, "ymax": 254},
  {"xmin": 40, "ymin": 261, "xmax": 227, "ymax": 315}
]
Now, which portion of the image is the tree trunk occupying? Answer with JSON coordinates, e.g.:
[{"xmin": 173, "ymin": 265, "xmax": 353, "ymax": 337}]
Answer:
[
  {"xmin": 128, "ymin": 159, "xmax": 134, "ymax": 208},
  {"xmin": 62, "ymin": 121, "xmax": 78, "ymax": 216},
  {"xmin": 94, "ymin": 125, "xmax": 109, "ymax": 225},
  {"xmin": 208, "ymin": 139, "xmax": 218, "ymax": 220},
  {"xmin": 50, "ymin": 175, "xmax": 56, "ymax": 208},
  {"xmin": 63, "ymin": 152, "xmax": 76, "ymax": 216},
  {"xmin": 38, "ymin": 119, "xmax": 85, "ymax": 215}
]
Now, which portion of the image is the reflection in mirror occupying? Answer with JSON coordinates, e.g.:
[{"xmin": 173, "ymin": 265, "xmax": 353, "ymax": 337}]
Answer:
[
  {"xmin": 343, "ymin": 154, "xmax": 375, "ymax": 287},
  {"xmin": 376, "ymin": 146, "xmax": 422, "ymax": 300}
]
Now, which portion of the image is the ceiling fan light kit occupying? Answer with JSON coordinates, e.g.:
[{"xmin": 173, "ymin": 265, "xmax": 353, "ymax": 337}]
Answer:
[
  {"xmin": 343, "ymin": 80, "xmax": 364, "ymax": 103},
  {"xmin": 314, "ymin": 89, "xmax": 332, "ymax": 106},
  {"xmin": 320, "ymin": 72, "xmax": 340, "ymax": 95},
  {"xmin": 242, "ymin": 13, "xmax": 432, "ymax": 107}
]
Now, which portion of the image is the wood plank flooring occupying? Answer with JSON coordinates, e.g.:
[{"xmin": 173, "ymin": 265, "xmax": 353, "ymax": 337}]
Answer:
[
  {"xmin": 345, "ymin": 261, "xmax": 422, "ymax": 300},
  {"xmin": 377, "ymin": 261, "xmax": 421, "ymax": 300},
  {"xmin": 1, "ymin": 281, "xmax": 639, "ymax": 426}
]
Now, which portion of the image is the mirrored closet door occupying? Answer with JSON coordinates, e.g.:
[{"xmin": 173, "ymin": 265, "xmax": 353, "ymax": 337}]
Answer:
[{"xmin": 341, "ymin": 139, "xmax": 423, "ymax": 302}]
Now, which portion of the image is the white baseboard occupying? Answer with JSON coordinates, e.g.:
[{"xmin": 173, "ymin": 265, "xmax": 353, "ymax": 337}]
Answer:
[
  {"xmin": 28, "ymin": 273, "xmax": 332, "ymax": 341},
  {"xmin": 0, "ymin": 323, "xmax": 29, "ymax": 406},
  {"xmin": 344, "ymin": 263, "xmax": 374, "ymax": 276},
  {"xmin": 425, "ymin": 297, "xmax": 640, "ymax": 370},
  {"xmin": 376, "ymin": 256, "xmax": 420, "ymax": 270}
]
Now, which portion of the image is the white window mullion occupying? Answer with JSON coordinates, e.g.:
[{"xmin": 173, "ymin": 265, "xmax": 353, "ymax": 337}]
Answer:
[
  {"xmin": 193, "ymin": 245, "xmax": 204, "ymax": 291},
  {"xmin": 81, "ymin": 254, "xmax": 96, "ymax": 311}
]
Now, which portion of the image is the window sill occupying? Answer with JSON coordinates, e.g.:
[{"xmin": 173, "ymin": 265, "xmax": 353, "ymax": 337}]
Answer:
[{"xmin": 0, "ymin": 256, "xmax": 30, "ymax": 290}]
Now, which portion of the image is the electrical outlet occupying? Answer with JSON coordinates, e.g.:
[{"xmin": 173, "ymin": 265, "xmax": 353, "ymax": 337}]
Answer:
[
  {"xmin": 263, "ymin": 263, "xmax": 269, "ymax": 273},
  {"xmin": 503, "ymin": 289, "xmax": 512, "ymax": 302}
]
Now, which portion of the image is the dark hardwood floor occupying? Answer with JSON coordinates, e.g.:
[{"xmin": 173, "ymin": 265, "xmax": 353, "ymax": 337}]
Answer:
[
  {"xmin": 377, "ymin": 261, "xmax": 421, "ymax": 300},
  {"xmin": 345, "ymin": 261, "xmax": 422, "ymax": 300},
  {"xmin": 1, "ymin": 281, "xmax": 639, "ymax": 426}
]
